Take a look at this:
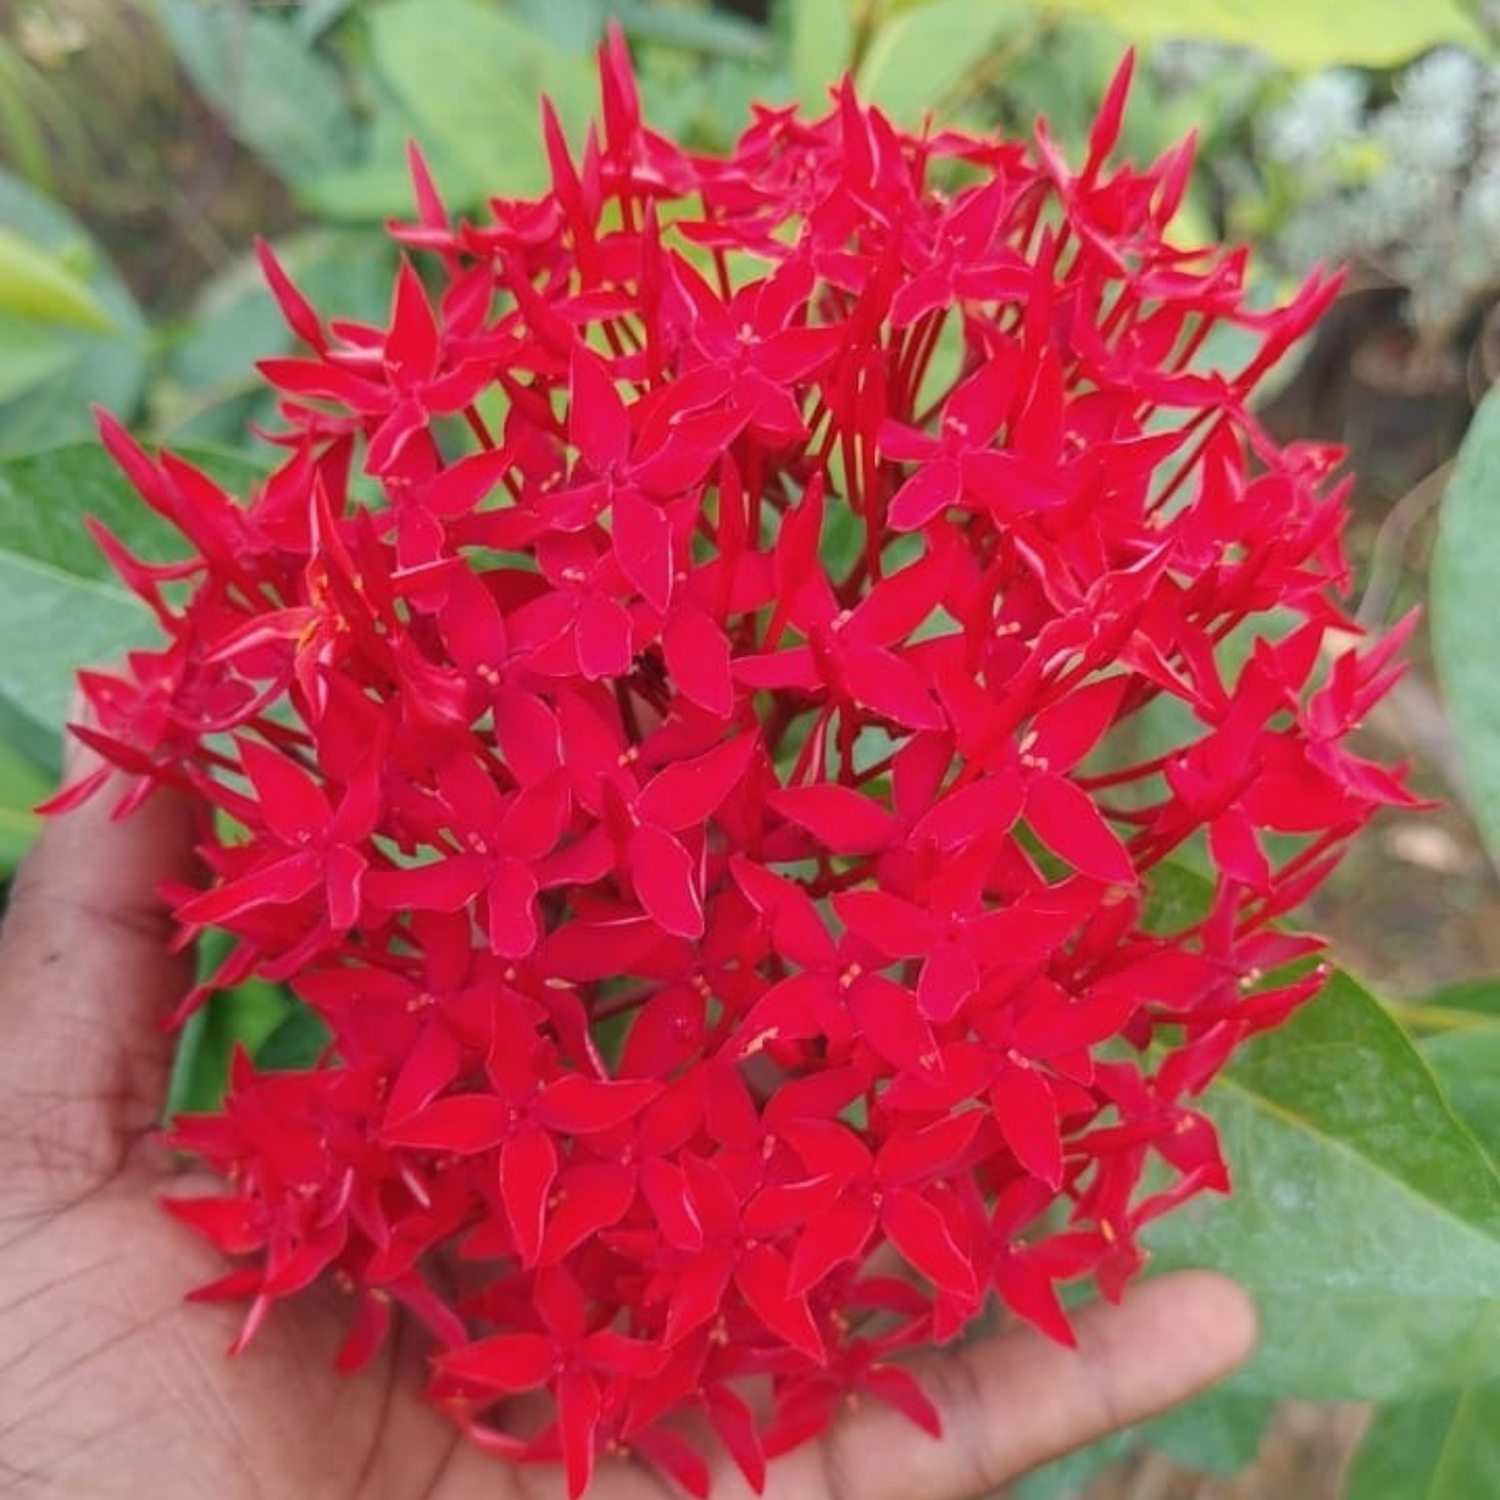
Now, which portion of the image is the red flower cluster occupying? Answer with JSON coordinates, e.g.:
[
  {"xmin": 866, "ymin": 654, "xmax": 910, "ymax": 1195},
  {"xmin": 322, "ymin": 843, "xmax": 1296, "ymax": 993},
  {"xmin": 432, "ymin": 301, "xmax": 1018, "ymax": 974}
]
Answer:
[{"xmin": 57, "ymin": 35, "xmax": 1412, "ymax": 1496}]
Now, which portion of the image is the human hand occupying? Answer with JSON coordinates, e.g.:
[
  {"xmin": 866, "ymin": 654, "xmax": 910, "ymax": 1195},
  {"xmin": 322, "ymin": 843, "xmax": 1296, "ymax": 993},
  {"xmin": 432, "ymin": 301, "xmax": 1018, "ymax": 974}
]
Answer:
[{"xmin": 0, "ymin": 760, "xmax": 1256, "ymax": 1500}]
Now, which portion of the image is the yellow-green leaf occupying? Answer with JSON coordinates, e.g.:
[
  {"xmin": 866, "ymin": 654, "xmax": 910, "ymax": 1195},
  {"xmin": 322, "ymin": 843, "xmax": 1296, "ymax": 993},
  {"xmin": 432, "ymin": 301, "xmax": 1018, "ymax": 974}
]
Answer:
[
  {"xmin": 1025, "ymin": 0, "xmax": 1484, "ymax": 70},
  {"xmin": 0, "ymin": 226, "xmax": 112, "ymax": 333}
]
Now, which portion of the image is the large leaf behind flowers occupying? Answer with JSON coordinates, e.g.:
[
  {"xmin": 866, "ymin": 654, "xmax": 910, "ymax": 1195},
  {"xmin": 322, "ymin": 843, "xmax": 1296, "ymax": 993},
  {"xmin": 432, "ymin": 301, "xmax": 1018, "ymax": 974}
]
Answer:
[
  {"xmin": 1434, "ymin": 387, "xmax": 1500, "ymax": 872},
  {"xmin": 0, "ymin": 442, "xmax": 263, "ymax": 774},
  {"xmin": 1148, "ymin": 967, "xmax": 1500, "ymax": 1400}
]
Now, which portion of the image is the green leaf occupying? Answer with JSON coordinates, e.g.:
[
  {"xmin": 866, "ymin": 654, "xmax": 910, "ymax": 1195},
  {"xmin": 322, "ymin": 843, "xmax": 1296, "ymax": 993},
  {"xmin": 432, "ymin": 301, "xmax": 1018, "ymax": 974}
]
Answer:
[
  {"xmin": 167, "ymin": 980, "xmax": 290, "ymax": 1118},
  {"xmin": 369, "ymin": 0, "xmax": 598, "ymax": 206},
  {"xmin": 0, "ymin": 735, "xmax": 46, "ymax": 873},
  {"xmin": 256, "ymin": 1004, "xmax": 333, "ymax": 1071},
  {"xmin": 291, "ymin": 0, "xmax": 359, "ymax": 45},
  {"xmin": 511, "ymin": 0, "xmax": 607, "ymax": 52},
  {"xmin": 1135, "ymin": 1386, "xmax": 1276, "ymax": 1474},
  {"xmin": 1024, "ymin": 0, "xmax": 1484, "ymax": 70},
  {"xmin": 0, "ymin": 169, "xmax": 145, "ymax": 451},
  {"xmin": 787, "ymin": 0, "xmax": 855, "ymax": 112},
  {"xmin": 1435, "ymin": 392, "xmax": 1500, "ymax": 873},
  {"xmin": 1011, "ymin": 1385, "xmax": 1274, "ymax": 1500},
  {"xmin": 0, "ymin": 441, "xmax": 264, "ymax": 771},
  {"xmin": 1011, "ymin": 1431, "xmax": 1128, "ymax": 1500},
  {"xmin": 162, "ymin": 230, "xmax": 394, "ymax": 444},
  {"xmin": 0, "ymin": 320, "xmax": 74, "ymax": 406},
  {"xmin": 159, "ymin": 0, "xmax": 360, "ymax": 186},
  {"xmin": 1149, "ymin": 970, "xmax": 1500, "ymax": 1401},
  {"xmin": 611, "ymin": 0, "xmax": 772, "ymax": 62},
  {"xmin": 856, "ymin": 0, "xmax": 1028, "ymax": 123},
  {"xmin": 1344, "ymin": 1383, "xmax": 1500, "ymax": 1500},
  {"xmin": 0, "ymin": 226, "xmax": 113, "ymax": 332},
  {"xmin": 1416, "ymin": 977, "xmax": 1500, "ymax": 1022},
  {"xmin": 1423, "ymin": 1024, "xmax": 1500, "ymax": 1164}
]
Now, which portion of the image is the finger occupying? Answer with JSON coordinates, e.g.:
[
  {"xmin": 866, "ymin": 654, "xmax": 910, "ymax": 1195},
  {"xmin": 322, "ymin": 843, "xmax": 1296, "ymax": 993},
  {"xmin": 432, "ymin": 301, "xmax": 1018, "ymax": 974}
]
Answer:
[
  {"xmin": 773, "ymin": 1270, "xmax": 1256, "ymax": 1500},
  {"xmin": 0, "ymin": 743, "xmax": 198, "ymax": 1183}
]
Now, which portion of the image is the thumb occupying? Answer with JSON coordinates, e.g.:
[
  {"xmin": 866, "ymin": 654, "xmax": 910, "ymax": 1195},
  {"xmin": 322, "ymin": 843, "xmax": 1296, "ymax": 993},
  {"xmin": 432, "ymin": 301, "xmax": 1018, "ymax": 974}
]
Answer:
[{"xmin": 0, "ymin": 737, "xmax": 199, "ymax": 1193}]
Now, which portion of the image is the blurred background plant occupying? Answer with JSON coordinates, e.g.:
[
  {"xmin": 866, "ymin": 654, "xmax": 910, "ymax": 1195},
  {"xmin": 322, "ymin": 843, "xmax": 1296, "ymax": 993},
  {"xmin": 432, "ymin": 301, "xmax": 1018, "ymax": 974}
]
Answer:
[{"xmin": 6, "ymin": 3, "xmax": 1500, "ymax": 1498}]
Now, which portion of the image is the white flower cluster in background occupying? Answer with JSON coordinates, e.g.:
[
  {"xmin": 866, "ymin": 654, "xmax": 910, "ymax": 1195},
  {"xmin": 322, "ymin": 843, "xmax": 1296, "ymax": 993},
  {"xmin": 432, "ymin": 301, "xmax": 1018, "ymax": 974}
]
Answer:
[{"xmin": 1262, "ymin": 48, "xmax": 1500, "ymax": 344}]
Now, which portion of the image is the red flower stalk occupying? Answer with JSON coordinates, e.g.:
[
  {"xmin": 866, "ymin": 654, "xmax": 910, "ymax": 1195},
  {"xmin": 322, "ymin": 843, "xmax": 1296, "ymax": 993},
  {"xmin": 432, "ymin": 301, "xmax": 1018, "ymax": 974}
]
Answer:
[{"xmin": 55, "ymin": 31, "xmax": 1414, "ymax": 1496}]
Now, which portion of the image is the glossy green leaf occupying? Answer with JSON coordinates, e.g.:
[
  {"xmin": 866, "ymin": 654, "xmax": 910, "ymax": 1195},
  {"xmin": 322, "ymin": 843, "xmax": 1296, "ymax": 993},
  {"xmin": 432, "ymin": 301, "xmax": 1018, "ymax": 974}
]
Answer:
[
  {"xmin": 1434, "ymin": 389, "xmax": 1500, "ymax": 874},
  {"xmin": 1345, "ymin": 1383, "xmax": 1500, "ymax": 1500},
  {"xmin": 0, "ymin": 170, "xmax": 145, "ymax": 451},
  {"xmin": 856, "ymin": 0, "xmax": 1027, "ymax": 122},
  {"xmin": 0, "ymin": 226, "xmax": 113, "ymax": 332},
  {"xmin": 0, "ymin": 442, "xmax": 263, "ymax": 771},
  {"xmin": 1025, "ymin": 0, "xmax": 1483, "ymax": 70},
  {"xmin": 159, "ymin": 0, "xmax": 360, "ymax": 186},
  {"xmin": 1423, "ymin": 1024, "xmax": 1500, "ymax": 1165},
  {"xmin": 1149, "ymin": 971, "xmax": 1500, "ymax": 1400},
  {"xmin": 370, "ymin": 0, "xmax": 598, "ymax": 206}
]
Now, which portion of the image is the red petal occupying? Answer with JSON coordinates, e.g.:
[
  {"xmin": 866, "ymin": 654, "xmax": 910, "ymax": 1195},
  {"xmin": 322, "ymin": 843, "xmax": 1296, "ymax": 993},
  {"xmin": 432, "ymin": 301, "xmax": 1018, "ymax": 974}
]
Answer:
[
  {"xmin": 631, "ymin": 822, "xmax": 704, "ymax": 938},
  {"xmin": 848, "ymin": 975, "xmax": 939, "ymax": 1072},
  {"xmin": 440, "ymin": 1332, "xmax": 554, "ymax": 1393},
  {"xmin": 991, "ymin": 1064, "xmax": 1063, "ymax": 1188},
  {"xmin": 664, "ymin": 603, "xmax": 734, "ymax": 717},
  {"xmin": 500, "ymin": 1125, "xmax": 558, "ymax": 1268},
  {"xmin": 383, "ymin": 1094, "xmax": 511, "ymax": 1154},
  {"xmin": 539, "ymin": 1164, "xmax": 637, "ymax": 1262},
  {"xmin": 640, "ymin": 1159, "xmax": 703, "ymax": 1251},
  {"xmin": 176, "ymin": 851, "xmax": 321, "ymax": 925},
  {"xmin": 612, "ymin": 489, "xmax": 674, "ymax": 610},
  {"xmin": 1029, "ymin": 676, "xmax": 1129, "ymax": 772},
  {"xmin": 387, "ymin": 258, "xmax": 439, "ymax": 374},
  {"xmin": 841, "ymin": 643, "xmax": 945, "ymax": 730},
  {"xmin": 576, "ymin": 591, "xmax": 634, "ymax": 680},
  {"xmin": 238, "ymin": 737, "xmax": 331, "ymax": 843},
  {"xmin": 704, "ymin": 1384, "xmax": 766, "ymax": 1493},
  {"xmin": 735, "ymin": 1245, "xmax": 824, "ymax": 1361},
  {"xmin": 882, "ymin": 1188, "xmax": 977, "ymax": 1300},
  {"xmin": 993, "ymin": 1251, "xmax": 1076, "ymax": 1346},
  {"xmin": 535, "ymin": 1075, "xmax": 662, "ymax": 1133},
  {"xmin": 1025, "ymin": 772, "xmax": 1134, "ymax": 884},
  {"xmin": 638, "ymin": 734, "xmax": 757, "ymax": 830},
  {"xmin": 787, "ymin": 1196, "xmax": 876, "ymax": 1294},
  {"xmin": 769, "ymin": 783, "xmax": 896, "ymax": 855},
  {"xmin": 324, "ymin": 844, "xmax": 366, "ymax": 932},
  {"xmin": 888, "ymin": 457, "xmax": 961, "ymax": 531},
  {"xmin": 486, "ymin": 857, "xmax": 540, "ymax": 958},
  {"xmin": 832, "ymin": 888, "xmax": 934, "ymax": 957},
  {"xmin": 363, "ymin": 854, "xmax": 488, "ymax": 913},
  {"xmin": 664, "ymin": 1251, "xmax": 733, "ymax": 1344},
  {"xmin": 570, "ymin": 345, "xmax": 630, "ymax": 471}
]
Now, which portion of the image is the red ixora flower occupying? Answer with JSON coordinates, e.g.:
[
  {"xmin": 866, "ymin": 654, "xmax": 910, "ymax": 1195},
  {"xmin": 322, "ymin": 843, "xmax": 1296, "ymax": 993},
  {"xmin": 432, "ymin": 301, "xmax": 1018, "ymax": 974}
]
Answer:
[{"xmin": 52, "ymin": 31, "xmax": 1415, "ymax": 1497}]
